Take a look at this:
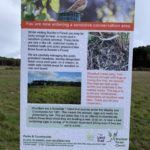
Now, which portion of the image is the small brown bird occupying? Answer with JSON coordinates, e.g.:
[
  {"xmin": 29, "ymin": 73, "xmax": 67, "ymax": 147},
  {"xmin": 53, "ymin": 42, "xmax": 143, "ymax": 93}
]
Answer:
[{"xmin": 67, "ymin": 0, "xmax": 88, "ymax": 12}]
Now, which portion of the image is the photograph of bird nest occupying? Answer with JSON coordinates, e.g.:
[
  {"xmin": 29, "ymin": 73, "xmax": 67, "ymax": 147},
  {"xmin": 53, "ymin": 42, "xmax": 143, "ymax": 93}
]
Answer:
[
  {"xmin": 21, "ymin": 0, "xmax": 135, "ymax": 22},
  {"xmin": 87, "ymin": 32, "xmax": 130, "ymax": 71}
]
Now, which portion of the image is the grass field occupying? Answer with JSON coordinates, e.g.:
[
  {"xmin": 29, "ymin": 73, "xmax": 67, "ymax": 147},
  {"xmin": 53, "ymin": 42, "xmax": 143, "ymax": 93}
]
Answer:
[
  {"xmin": 0, "ymin": 67, "xmax": 149, "ymax": 150},
  {"xmin": 0, "ymin": 67, "xmax": 20, "ymax": 150},
  {"xmin": 28, "ymin": 85, "xmax": 81, "ymax": 104},
  {"xmin": 130, "ymin": 72, "xmax": 150, "ymax": 150}
]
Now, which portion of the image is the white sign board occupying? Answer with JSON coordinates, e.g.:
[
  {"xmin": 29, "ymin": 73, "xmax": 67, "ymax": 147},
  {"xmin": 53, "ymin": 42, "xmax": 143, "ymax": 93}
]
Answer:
[{"xmin": 20, "ymin": 0, "xmax": 135, "ymax": 150}]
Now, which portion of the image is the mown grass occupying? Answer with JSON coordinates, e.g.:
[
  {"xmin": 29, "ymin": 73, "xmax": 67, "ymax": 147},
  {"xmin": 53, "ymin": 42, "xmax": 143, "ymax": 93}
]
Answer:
[
  {"xmin": 28, "ymin": 85, "xmax": 81, "ymax": 104},
  {"xmin": 0, "ymin": 67, "xmax": 149, "ymax": 150}
]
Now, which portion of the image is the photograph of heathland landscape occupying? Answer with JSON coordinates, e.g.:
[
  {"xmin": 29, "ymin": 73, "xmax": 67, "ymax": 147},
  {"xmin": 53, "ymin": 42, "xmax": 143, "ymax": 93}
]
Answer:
[{"xmin": 28, "ymin": 71, "xmax": 81, "ymax": 104}]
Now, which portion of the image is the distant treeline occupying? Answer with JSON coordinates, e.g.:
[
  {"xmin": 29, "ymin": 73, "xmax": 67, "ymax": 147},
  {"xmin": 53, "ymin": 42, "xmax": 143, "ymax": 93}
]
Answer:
[
  {"xmin": 133, "ymin": 45, "xmax": 150, "ymax": 68},
  {"xmin": 0, "ymin": 45, "xmax": 150, "ymax": 69},
  {"xmin": 0, "ymin": 56, "xmax": 20, "ymax": 66},
  {"xmin": 28, "ymin": 80, "xmax": 81, "ymax": 87}
]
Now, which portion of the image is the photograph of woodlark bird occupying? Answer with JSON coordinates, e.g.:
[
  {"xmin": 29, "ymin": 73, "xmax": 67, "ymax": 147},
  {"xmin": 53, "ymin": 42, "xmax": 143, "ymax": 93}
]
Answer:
[{"xmin": 21, "ymin": 0, "xmax": 135, "ymax": 22}]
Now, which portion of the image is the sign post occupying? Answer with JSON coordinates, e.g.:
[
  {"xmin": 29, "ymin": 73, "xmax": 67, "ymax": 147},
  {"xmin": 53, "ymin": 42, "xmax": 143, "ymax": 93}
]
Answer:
[{"xmin": 20, "ymin": 0, "xmax": 135, "ymax": 150}]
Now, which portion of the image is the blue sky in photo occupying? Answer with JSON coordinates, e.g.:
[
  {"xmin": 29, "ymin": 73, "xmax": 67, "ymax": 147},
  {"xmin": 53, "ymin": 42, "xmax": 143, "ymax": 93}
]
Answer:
[
  {"xmin": 57, "ymin": 72, "xmax": 81, "ymax": 79},
  {"xmin": 28, "ymin": 71, "xmax": 81, "ymax": 83}
]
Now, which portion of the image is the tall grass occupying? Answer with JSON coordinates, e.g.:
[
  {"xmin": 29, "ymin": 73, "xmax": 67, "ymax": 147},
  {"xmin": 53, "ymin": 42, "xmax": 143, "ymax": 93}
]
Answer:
[
  {"xmin": 28, "ymin": 85, "xmax": 81, "ymax": 104},
  {"xmin": 130, "ymin": 72, "xmax": 150, "ymax": 150},
  {"xmin": 0, "ymin": 67, "xmax": 20, "ymax": 150}
]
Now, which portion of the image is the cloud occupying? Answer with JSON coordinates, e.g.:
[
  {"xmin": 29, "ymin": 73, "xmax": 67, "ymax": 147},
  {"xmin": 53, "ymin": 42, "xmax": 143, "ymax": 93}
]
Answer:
[
  {"xmin": 133, "ymin": 0, "xmax": 150, "ymax": 47},
  {"xmin": 0, "ymin": 0, "xmax": 20, "ymax": 58},
  {"xmin": 28, "ymin": 72, "xmax": 81, "ymax": 83}
]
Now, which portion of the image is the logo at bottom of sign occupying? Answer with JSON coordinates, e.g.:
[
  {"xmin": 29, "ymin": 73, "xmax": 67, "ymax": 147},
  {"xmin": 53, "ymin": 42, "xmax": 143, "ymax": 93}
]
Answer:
[
  {"xmin": 106, "ymin": 131, "xmax": 128, "ymax": 147},
  {"xmin": 86, "ymin": 131, "xmax": 128, "ymax": 147}
]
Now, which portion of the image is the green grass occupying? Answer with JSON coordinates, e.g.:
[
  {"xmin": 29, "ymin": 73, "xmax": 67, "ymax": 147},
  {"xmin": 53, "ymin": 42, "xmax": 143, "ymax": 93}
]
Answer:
[
  {"xmin": 130, "ymin": 71, "xmax": 150, "ymax": 150},
  {"xmin": 0, "ymin": 67, "xmax": 149, "ymax": 150},
  {"xmin": 0, "ymin": 67, "xmax": 20, "ymax": 150},
  {"xmin": 28, "ymin": 85, "xmax": 81, "ymax": 104}
]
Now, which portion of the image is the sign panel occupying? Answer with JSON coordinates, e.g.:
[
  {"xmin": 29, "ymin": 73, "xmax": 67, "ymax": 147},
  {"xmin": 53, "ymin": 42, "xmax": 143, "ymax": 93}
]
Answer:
[{"xmin": 20, "ymin": 0, "xmax": 135, "ymax": 150}]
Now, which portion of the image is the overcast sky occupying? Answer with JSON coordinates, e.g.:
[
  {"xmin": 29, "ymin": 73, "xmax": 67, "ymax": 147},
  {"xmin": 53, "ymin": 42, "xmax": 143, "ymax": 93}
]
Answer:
[{"xmin": 0, "ymin": 0, "xmax": 150, "ymax": 58}]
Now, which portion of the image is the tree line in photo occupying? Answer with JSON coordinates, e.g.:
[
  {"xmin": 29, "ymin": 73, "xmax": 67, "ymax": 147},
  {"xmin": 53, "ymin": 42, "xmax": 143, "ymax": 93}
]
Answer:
[
  {"xmin": 0, "ymin": 45, "xmax": 150, "ymax": 69},
  {"xmin": 28, "ymin": 80, "xmax": 81, "ymax": 87}
]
